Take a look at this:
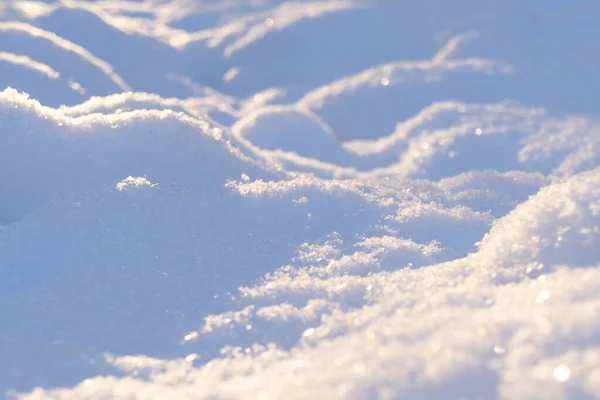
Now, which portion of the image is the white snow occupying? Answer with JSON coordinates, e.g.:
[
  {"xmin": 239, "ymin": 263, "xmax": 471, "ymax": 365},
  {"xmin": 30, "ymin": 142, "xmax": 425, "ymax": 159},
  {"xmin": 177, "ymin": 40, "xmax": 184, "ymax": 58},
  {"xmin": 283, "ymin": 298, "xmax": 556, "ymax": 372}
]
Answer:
[{"xmin": 1, "ymin": 1, "xmax": 600, "ymax": 399}]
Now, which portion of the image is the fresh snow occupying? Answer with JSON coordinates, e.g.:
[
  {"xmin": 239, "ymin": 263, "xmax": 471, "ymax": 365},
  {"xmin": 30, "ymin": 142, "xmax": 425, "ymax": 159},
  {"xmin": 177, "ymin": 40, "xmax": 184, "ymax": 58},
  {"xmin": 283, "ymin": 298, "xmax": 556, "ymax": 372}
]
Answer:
[{"xmin": 1, "ymin": 1, "xmax": 600, "ymax": 399}]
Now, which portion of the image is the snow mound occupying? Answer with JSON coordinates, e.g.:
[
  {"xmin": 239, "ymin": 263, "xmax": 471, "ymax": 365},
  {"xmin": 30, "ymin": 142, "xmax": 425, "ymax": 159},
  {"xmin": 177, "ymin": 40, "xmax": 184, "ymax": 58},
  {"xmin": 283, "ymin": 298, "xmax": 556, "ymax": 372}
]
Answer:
[
  {"xmin": 0, "ymin": 88, "xmax": 270, "ymax": 223},
  {"xmin": 233, "ymin": 107, "xmax": 356, "ymax": 166},
  {"xmin": 478, "ymin": 167, "xmax": 600, "ymax": 279},
  {"xmin": 0, "ymin": 21, "xmax": 128, "ymax": 105}
]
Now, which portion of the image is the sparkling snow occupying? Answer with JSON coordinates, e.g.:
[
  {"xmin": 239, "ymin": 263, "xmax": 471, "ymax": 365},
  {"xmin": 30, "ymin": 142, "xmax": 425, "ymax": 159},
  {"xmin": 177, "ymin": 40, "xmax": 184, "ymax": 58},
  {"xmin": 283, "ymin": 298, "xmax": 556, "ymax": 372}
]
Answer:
[{"xmin": 1, "ymin": 1, "xmax": 600, "ymax": 399}]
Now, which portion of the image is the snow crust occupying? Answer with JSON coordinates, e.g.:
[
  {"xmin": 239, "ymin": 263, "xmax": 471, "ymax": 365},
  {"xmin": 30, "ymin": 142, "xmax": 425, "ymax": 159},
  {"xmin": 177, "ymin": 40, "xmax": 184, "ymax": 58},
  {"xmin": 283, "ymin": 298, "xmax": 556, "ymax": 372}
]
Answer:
[{"xmin": 1, "ymin": 1, "xmax": 599, "ymax": 399}]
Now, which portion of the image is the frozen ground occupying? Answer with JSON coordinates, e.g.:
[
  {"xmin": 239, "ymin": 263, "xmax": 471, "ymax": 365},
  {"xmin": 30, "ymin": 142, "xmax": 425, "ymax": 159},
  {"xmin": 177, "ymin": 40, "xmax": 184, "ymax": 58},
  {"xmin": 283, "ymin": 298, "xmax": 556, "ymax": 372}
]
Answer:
[{"xmin": 1, "ymin": 1, "xmax": 600, "ymax": 399}]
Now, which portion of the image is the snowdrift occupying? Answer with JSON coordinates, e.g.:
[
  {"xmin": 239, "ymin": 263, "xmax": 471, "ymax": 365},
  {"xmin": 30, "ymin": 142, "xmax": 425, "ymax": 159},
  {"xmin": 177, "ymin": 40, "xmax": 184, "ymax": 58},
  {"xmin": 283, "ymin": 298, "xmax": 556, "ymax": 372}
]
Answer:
[{"xmin": 1, "ymin": 1, "xmax": 600, "ymax": 399}]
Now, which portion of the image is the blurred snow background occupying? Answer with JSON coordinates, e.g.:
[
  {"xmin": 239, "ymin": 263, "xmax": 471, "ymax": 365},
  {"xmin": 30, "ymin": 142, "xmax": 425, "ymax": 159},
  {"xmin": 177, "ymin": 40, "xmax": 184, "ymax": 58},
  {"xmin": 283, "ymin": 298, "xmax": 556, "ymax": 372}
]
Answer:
[{"xmin": 1, "ymin": 1, "xmax": 599, "ymax": 399}]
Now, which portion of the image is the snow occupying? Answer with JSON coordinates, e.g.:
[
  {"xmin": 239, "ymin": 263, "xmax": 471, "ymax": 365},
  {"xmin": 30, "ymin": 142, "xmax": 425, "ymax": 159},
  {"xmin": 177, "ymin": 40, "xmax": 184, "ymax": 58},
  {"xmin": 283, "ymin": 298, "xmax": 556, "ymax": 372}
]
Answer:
[{"xmin": 1, "ymin": 1, "xmax": 599, "ymax": 399}]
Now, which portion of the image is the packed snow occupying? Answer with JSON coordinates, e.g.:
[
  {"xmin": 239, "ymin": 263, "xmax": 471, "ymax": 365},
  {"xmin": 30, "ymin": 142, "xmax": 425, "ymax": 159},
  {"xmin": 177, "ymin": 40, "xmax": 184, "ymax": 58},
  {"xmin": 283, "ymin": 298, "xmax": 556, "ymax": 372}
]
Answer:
[{"xmin": 1, "ymin": 1, "xmax": 599, "ymax": 399}]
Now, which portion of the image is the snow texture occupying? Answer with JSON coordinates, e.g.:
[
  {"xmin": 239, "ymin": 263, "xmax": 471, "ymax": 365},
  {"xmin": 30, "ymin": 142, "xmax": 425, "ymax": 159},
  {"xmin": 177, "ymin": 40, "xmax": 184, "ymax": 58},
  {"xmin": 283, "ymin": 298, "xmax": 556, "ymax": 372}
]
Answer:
[{"xmin": 1, "ymin": 1, "xmax": 600, "ymax": 399}]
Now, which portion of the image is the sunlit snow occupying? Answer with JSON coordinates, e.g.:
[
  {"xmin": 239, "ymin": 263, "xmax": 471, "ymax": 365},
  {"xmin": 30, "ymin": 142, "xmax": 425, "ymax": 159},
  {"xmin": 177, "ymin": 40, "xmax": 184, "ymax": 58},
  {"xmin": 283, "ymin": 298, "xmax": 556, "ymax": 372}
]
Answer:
[{"xmin": 1, "ymin": 1, "xmax": 600, "ymax": 399}]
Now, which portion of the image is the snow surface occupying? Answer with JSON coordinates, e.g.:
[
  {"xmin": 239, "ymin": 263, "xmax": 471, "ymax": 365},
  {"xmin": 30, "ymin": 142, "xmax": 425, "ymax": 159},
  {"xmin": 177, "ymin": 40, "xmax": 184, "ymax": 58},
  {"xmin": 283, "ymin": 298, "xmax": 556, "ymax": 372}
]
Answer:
[{"xmin": 1, "ymin": 1, "xmax": 600, "ymax": 399}]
